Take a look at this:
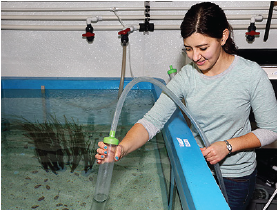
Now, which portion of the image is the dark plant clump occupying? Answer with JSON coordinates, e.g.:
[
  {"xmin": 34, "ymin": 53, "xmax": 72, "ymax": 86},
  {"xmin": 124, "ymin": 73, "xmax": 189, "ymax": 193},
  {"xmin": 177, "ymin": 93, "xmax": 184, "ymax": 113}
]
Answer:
[{"xmin": 17, "ymin": 115, "xmax": 97, "ymax": 174}]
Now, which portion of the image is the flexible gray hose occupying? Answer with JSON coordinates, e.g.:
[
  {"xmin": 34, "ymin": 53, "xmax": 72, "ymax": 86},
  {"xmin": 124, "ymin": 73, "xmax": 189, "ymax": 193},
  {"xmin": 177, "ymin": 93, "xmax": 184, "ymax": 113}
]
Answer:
[
  {"xmin": 110, "ymin": 77, "xmax": 228, "ymax": 202},
  {"xmin": 118, "ymin": 45, "xmax": 127, "ymax": 99}
]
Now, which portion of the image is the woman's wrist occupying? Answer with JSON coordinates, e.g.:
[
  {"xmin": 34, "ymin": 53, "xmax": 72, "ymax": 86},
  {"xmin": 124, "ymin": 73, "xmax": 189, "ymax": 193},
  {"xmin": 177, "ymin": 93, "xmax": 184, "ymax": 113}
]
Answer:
[{"xmin": 117, "ymin": 144, "xmax": 125, "ymax": 159}]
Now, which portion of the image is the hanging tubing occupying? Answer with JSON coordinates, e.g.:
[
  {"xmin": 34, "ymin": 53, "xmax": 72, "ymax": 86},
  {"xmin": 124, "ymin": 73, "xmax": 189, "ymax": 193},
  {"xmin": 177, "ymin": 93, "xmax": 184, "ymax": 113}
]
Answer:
[{"xmin": 109, "ymin": 77, "xmax": 228, "ymax": 203}]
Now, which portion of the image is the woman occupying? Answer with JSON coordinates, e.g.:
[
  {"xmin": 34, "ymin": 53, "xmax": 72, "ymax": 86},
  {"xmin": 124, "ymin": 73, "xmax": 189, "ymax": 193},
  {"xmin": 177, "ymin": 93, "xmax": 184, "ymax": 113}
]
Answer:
[{"xmin": 96, "ymin": 2, "xmax": 277, "ymax": 209}]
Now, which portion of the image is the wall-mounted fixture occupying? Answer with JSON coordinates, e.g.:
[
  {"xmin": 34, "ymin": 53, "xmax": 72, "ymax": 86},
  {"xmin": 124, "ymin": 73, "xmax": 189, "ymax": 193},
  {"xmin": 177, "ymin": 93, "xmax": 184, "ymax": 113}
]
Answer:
[
  {"xmin": 82, "ymin": 17, "xmax": 103, "ymax": 43},
  {"xmin": 245, "ymin": 15, "xmax": 263, "ymax": 42},
  {"xmin": 139, "ymin": 1, "xmax": 154, "ymax": 34},
  {"xmin": 118, "ymin": 28, "xmax": 131, "ymax": 46},
  {"xmin": 82, "ymin": 23, "xmax": 95, "ymax": 43},
  {"xmin": 117, "ymin": 27, "xmax": 136, "ymax": 98}
]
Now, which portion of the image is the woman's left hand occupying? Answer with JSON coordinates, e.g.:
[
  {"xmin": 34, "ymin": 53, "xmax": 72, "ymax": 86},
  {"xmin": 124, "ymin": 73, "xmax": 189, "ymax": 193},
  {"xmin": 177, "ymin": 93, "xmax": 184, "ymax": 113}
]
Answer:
[{"xmin": 200, "ymin": 141, "xmax": 229, "ymax": 165}]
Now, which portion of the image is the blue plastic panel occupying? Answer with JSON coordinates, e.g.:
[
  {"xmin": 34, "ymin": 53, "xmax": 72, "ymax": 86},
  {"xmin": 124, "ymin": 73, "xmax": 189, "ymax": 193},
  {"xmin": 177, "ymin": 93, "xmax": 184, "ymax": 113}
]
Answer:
[
  {"xmin": 163, "ymin": 111, "xmax": 230, "ymax": 210},
  {"xmin": 1, "ymin": 77, "xmax": 157, "ymax": 90}
]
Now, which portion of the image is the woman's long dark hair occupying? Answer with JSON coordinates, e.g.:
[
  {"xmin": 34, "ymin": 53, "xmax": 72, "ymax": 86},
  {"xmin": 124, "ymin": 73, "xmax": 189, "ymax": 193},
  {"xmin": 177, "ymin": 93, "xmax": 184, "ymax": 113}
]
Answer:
[{"xmin": 180, "ymin": 2, "xmax": 237, "ymax": 54}]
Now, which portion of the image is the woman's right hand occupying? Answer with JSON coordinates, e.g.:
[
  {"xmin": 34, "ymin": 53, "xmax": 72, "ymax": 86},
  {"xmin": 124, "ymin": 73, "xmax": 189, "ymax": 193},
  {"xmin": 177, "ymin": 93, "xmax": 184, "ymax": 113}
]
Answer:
[{"xmin": 95, "ymin": 141, "xmax": 123, "ymax": 164}]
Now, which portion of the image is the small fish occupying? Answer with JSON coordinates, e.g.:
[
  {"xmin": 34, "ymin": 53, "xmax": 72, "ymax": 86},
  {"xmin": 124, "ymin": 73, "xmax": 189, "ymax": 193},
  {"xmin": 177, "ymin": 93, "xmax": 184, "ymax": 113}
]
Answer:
[
  {"xmin": 31, "ymin": 205, "xmax": 39, "ymax": 209},
  {"xmin": 34, "ymin": 185, "xmax": 41, "ymax": 189},
  {"xmin": 46, "ymin": 185, "xmax": 50, "ymax": 190},
  {"xmin": 44, "ymin": 179, "xmax": 48, "ymax": 182},
  {"xmin": 38, "ymin": 196, "xmax": 45, "ymax": 201},
  {"xmin": 25, "ymin": 176, "xmax": 31, "ymax": 180},
  {"xmin": 32, "ymin": 170, "xmax": 38, "ymax": 174},
  {"xmin": 56, "ymin": 203, "xmax": 63, "ymax": 206}
]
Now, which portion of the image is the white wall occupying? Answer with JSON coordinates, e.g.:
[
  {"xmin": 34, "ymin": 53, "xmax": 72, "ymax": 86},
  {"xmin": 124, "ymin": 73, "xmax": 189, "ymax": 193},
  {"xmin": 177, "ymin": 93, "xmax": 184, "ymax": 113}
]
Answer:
[{"xmin": 1, "ymin": 1, "xmax": 277, "ymax": 83}]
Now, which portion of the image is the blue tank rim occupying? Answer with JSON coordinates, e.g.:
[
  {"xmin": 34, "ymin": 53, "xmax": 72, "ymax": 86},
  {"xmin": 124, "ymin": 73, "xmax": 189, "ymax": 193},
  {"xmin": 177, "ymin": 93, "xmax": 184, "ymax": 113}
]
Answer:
[{"xmin": 1, "ymin": 77, "xmax": 165, "ymax": 90}]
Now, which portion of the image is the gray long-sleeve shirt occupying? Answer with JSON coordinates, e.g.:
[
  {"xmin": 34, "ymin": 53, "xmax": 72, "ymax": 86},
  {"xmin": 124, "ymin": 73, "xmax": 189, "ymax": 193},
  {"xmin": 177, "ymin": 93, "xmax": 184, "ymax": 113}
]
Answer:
[{"xmin": 138, "ymin": 55, "xmax": 277, "ymax": 177}]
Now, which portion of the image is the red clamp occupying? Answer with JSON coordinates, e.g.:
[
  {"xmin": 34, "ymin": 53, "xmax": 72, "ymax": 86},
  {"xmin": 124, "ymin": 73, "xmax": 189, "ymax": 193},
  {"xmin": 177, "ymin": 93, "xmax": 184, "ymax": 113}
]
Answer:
[
  {"xmin": 82, "ymin": 32, "xmax": 95, "ymax": 37},
  {"xmin": 245, "ymin": 31, "xmax": 260, "ymax": 36},
  {"xmin": 118, "ymin": 28, "xmax": 131, "ymax": 35}
]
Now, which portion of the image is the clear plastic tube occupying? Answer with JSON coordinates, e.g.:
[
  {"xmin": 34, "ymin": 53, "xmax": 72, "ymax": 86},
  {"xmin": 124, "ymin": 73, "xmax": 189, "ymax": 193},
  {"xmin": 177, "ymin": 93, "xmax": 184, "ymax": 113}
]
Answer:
[
  {"xmin": 94, "ymin": 143, "xmax": 117, "ymax": 202},
  {"xmin": 110, "ymin": 77, "xmax": 228, "ymax": 202},
  {"xmin": 118, "ymin": 45, "xmax": 127, "ymax": 99},
  {"xmin": 168, "ymin": 72, "xmax": 176, "ymax": 80}
]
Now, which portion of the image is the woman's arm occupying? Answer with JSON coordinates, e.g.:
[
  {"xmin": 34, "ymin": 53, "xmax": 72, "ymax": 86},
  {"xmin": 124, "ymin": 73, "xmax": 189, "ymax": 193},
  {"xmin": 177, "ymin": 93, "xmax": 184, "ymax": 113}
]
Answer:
[
  {"xmin": 95, "ymin": 123, "xmax": 149, "ymax": 164},
  {"xmin": 201, "ymin": 132, "xmax": 261, "ymax": 165},
  {"xmin": 95, "ymin": 67, "xmax": 189, "ymax": 164}
]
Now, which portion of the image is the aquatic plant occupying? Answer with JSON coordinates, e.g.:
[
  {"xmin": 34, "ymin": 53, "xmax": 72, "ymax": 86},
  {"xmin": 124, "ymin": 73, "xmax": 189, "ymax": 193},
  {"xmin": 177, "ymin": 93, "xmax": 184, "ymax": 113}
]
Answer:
[
  {"xmin": 64, "ymin": 116, "xmax": 94, "ymax": 173},
  {"xmin": 19, "ymin": 118, "xmax": 61, "ymax": 174},
  {"xmin": 16, "ymin": 114, "xmax": 96, "ymax": 174}
]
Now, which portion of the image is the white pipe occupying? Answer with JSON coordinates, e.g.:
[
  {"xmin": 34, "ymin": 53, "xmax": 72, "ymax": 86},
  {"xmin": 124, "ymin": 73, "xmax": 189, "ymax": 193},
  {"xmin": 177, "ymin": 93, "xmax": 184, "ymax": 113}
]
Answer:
[
  {"xmin": 232, "ymin": 24, "xmax": 277, "ymax": 29},
  {"xmin": 158, "ymin": 24, "xmax": 277, "ymax": 30},
  {"xmin": 2, "ymin": 14, "xmax": 277, "ymax": 21},
  {"xmin": 0, "ymin": 15, "xmax": 147, "ymax": 21},
  {"xmin": 1, "ymin": 25, "xmax": 127, "ymax": 31},
  {"xmin": 2, "ymin": 24, "xmax": 277, "ymax": 31},
  {"xmin": 1, "ymin": 7, "xmax": 146, "ymax": 12},
  {"xmin": 1, "ymin": 6, "xmax": 275, "ymax": 12}
]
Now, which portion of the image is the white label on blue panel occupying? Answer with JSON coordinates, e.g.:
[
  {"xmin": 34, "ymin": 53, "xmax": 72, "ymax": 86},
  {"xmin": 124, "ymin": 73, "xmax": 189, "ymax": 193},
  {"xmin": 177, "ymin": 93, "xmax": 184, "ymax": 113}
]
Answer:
[
  {"xmin": 177, "ymin": 138, "xmax": 184, "ymax": 147},
  {"xmin": 176, "ymin": 138, "xmax": 191, "ymax": 147},
  {"xmin": 183, "ymin": 139, "xmax": 191, "ymax": 147}
]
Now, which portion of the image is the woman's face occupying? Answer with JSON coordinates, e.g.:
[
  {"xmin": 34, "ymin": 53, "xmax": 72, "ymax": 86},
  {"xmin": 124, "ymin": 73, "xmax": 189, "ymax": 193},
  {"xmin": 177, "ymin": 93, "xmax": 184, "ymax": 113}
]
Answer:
[{"xmin": 183, "ymin": 33, "xmax": 224, "ymax": 74}]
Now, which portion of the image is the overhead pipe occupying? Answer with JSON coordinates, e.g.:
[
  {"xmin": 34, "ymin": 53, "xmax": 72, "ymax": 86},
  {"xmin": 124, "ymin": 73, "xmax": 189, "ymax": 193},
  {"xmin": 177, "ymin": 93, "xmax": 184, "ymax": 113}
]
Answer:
[
  {"xmin": 232, "ymin": 24, "xmax": 277, "ymax": 29},
  {"xmin": 2, "ymin": 24, "xmax": 277, "ymax": 31},
  {"xmin": 1, "ymin": 6, "xmax": 275, "ymax": 12},
  {"xmin": 2, "ymin": 14, "xmax": 277, "ymax": 21},
  {"xmin": 1, "ymin": 25, "xmax": 122, "ymax": 31}
]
